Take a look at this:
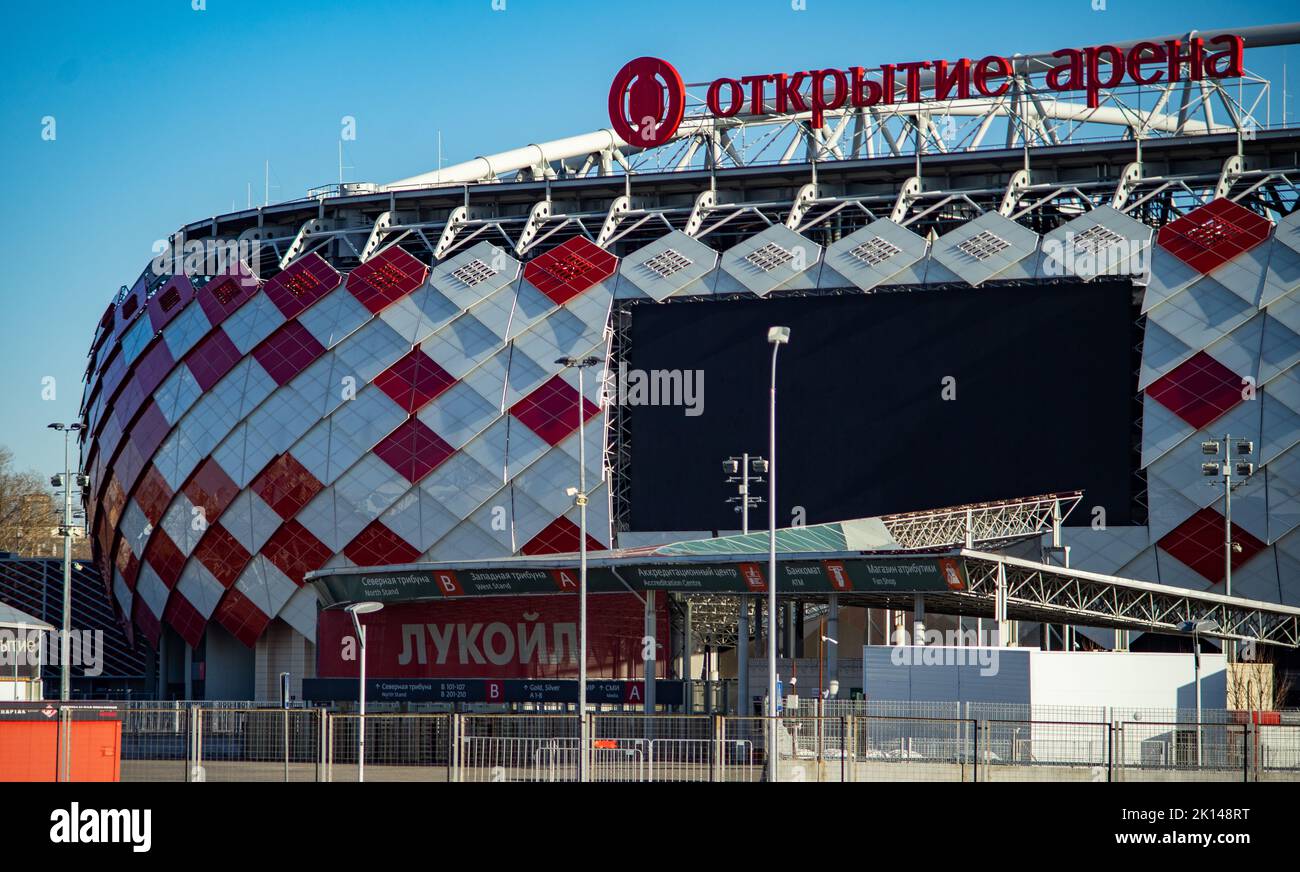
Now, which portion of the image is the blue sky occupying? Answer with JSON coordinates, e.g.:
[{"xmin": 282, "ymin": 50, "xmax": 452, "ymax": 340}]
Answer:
[{"xmin": 0, "ymin": 0, "xmax": 1295, "ymax": 477}]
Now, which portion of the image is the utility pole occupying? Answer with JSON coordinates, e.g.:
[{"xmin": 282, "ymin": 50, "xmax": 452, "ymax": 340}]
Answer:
[
  {"xmin": 558, "ymin": 355, "xmax": 600, "ymax": 781},
  {"xmin": 47, "ymin": 422, "xmax": 84, "ymax": 701},
  {"xmin": 725, "ymin": 454, "xmax": 766, "ymax": 717},
  {"xmin": 1200, "ymin": 436, "xmax": 1255, "ymax": 663},
  {"xmin": 724, "ymin": 454, "xmax": 766, "ymax": 535}
]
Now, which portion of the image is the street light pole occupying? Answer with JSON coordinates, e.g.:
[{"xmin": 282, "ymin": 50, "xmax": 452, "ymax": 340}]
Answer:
[
  {"xmin": 1180, "ymin": 618, "xmax": 1217, "ymax": 769},
  {"xmin": 346, "ymin": 601, "xmax": 383, "ymax": 782},
  {"xmin": 1194, "ymin": 630, "xmax": 1203, "ymax": 768},
  {"xmin": 48, "ymin": 422, "xmax": 83, "ymax": 702},
  {"xmin": 558, "ymin": 355, "xmax": 600, "ymax": 782},
  {"xmin": 766, "ymin": 326, "xmax": 790, "ymax": 782}
]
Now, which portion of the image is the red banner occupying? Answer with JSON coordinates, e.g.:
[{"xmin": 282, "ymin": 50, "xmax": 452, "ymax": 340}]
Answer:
[{"xmin": 317, "ymin": 593, "xmax": 667, "ymax": 680}]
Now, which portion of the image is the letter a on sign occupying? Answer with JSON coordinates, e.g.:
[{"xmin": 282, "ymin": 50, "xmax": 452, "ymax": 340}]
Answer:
[{"xmin": 550, "ymin": 569, "xmax": 579, "ymax": 591}]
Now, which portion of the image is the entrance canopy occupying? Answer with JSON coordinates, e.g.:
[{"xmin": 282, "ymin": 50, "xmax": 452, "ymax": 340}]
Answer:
[{"xmin": 306, "ymin": 492, "xmax": 1300, "ymax": 648}]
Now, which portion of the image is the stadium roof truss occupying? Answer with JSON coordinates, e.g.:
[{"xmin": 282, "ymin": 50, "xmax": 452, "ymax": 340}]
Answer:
[
  {"xmin": 382, "ymin": 26, "xmax": 1284, "ymax": 189},
  {"xmin": 674, "ymin": 550, "xmax": 1300, "ymax": 648},
  {"xmin": 146, "ymin": 25, "xmax": 1300, "ymax": 295}
]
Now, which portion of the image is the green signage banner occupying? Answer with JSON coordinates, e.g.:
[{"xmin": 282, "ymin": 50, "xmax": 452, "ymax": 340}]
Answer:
[{"xmin": 310, "ymin": 556, "xmax": 967, "ymax": 606}]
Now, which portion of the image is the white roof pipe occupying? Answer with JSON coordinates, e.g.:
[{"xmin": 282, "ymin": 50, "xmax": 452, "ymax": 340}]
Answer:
[{"xmin": 388, "ymin": 130, "xmax": 625, "ymax": 189}]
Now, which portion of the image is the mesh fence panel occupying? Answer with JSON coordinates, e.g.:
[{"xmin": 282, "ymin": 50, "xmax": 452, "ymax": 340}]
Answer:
[
  {"xmin": 980, "ymin": 720, "xmax": 1109, "ymax": 782},
  {"xmin": 851, "ymin": 715, "xmax": 975, "ymax": 782},
  {"xmin": 193, "ymin": 709, "xmax": 322, "ymax": 782},
  {"xmin": 1254, "ymin": 724, "xmax": 1300, "ymax": 780},
  {"xmin": 327, "ymin": 714, "xmax": 451, "ymax": 782},
  {"xmin": 120, "ymin": 707, "xmax": 191, "ymax": 783},
  {"xmin": 1115, "ymin": 721, "xmax": 1246, "ymax": 782}
]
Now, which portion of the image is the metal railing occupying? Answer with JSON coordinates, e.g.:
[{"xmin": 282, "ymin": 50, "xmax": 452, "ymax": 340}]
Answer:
[{"xmin": 24, "ymin": 704, "xmax": 1300, "ymax": 783}]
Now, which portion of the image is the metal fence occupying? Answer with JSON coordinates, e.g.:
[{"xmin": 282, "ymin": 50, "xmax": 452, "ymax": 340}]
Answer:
[{"xmin": 25, "ymin": 704, "xmax": 1300, "ymax": 782}]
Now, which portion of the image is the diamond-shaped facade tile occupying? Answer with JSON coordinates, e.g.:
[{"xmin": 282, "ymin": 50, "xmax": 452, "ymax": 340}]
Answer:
[
  {"xmin": 520, "ymin": 515, "xmax": 606, "ymax": 555},
  {"xmin": 1137, "ymin": 319, "xmax": 1194, "ymax": 391},
  {"xmin": 164, "ymin": 591, "xmax": 208, "ymax": 648},
  {"xmin": 822, "ymin": 219, "xmax": 927, "ymax": 291},
  {"xmin": 1157, "ymin": 506, "xmax": 1266, "ymax": 584},
  {"xmin": 263, "ymin": 252, "xmax": 342, "ymax": 319},
  {"xmin": 719, "ymin": 224, "xmax": 822, "ymax": 297},
  {"xmin": 212, "ymin": 587, "xmax": 272, "ymax": 647},
  {"xmin": 431, "ymin": 242, "xmax": 521, "ymax": 311},
  {"xmin": 193, "ymin": 522, "xmax": 252, "ymax": 589},
  {"xmin": 182, "ymin": 457, "xmax": 241, "ymax": 523},
  {"xmin": 1037, "ymin": 205, "xmax": 1152, "ymax": 283},
  {"xmin": 373, "ymin": 347, "xmax": 457, "ymax": 413},
  {"xmin": 1144, "ymin": 398, "xmax": 1263, "ymax": 539},
  {"xmin": 1261, "ymin": 367, "xmax": 1300, "ymax": 465},
  {"xmin": 1049, "ymin": 526, "xmax": 1149, "ymax": 577},
  {"xmin": 1140, "ymin": 392, "xmax": 1194, "ymax": 469},
  {"xmin": 347, "ymin": 245, "xmax": 430, "ymax": 314},
  {"xmin": 343, "ymin": 519, "xmax": 422, "ymax": 566},
  {"xmin": 929, "ymin": 211, "xmax": 1038, "ymax": 288},
  {"xmin": 261, "ymin": 519, "xmax": 332, "ymax": 583},
  {"xmin": 1266, "ymin": 446, "xmax": 1300, "ymax": 541},
  {"xmin": 1143, "ymin": 276, "xmax": 1254, "ymax": 361},
  {"xmin": 372, "ymin": 417, "xmax": 455, "ymax": 483},
  {"xmin": 251, "ymin": 452, "xmax": 324, "ymax": 520},
  {"xmin": 381, "ymin": 487, "xmax": 461, "ymax": 553},
  {"xmin": 1260, "ymin": 235, "xmax": 1300, "ymax": 309},
  {"xmin": 618, "ymin": 230, "xmax": 719, "ymax": 300},
  {"xmin": 1145, "ymin": 351, "xmax": 1244, "ymax": 429},
  {"xmin": 252, "ymin": 320, "xmax": 327, "ymax": 386},
  {"xmin": 509, "ymin": 374, "xmax": 600, "ymax": 446},
  {"xmin": 1258, "ymin": 311, "xmax": 1300, "ymax": 386},
  {"xmin": 523, "ymin": 236, "xmax": 618, "ymax": 306},
  {"xmin": 1156, "ymin": 197, "xmax": 1272, "ymax": 275},
  {"xmin": 1204, "ymin": 313, "xmax": 1264, "ymax": 388}
]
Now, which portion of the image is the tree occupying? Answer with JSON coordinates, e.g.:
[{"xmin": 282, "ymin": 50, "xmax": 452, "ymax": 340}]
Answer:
[
  {"xmin": 0, "ymin": 445, "xmax": 63, "ymax": 557},
  {"xmin": 1227, "ymin": 652, "xmax": 1295, "ymax": 712}
]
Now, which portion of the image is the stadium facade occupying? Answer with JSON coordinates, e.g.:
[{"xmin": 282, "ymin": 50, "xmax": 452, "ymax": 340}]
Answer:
[{"xmin": 78, "ymin": 23, "xmax": 1300, "ymax": 698}]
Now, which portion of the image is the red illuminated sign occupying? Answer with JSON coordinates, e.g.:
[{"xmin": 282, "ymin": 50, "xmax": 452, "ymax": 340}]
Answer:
[
  {"xmin": 608, "ymin": 56, "xmax": 687, "ymax": 147},
  {"xmin": 610, "ymin": 35, "xmax": 1244, "ymax": 138}
]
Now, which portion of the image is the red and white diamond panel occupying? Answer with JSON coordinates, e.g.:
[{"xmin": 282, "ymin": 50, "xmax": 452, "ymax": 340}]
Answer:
[
  {"xmin": 80, "ymin": 194, "xmax": 1300, "ymax": 653},
  {"xmin": 84, "ymin": 237, "xmax": 617, "ymax": 650}
]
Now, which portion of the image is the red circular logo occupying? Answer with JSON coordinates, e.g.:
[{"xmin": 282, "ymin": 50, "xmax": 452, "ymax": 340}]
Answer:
[{"xmin": 608, "ymin": 56, "xmax": 685, "ymax": 148}]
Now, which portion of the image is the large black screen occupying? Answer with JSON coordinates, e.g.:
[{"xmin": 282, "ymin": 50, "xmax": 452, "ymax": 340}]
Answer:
[{"xmin": 623, "ymin": 280, "xmax": 1139, "ymax": 532}]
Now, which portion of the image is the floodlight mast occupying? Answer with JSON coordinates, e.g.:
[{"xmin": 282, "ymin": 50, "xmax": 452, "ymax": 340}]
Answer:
[{"xmin": 1199, "ymin": 436, "xmax": 1255, "ymax": 662}]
